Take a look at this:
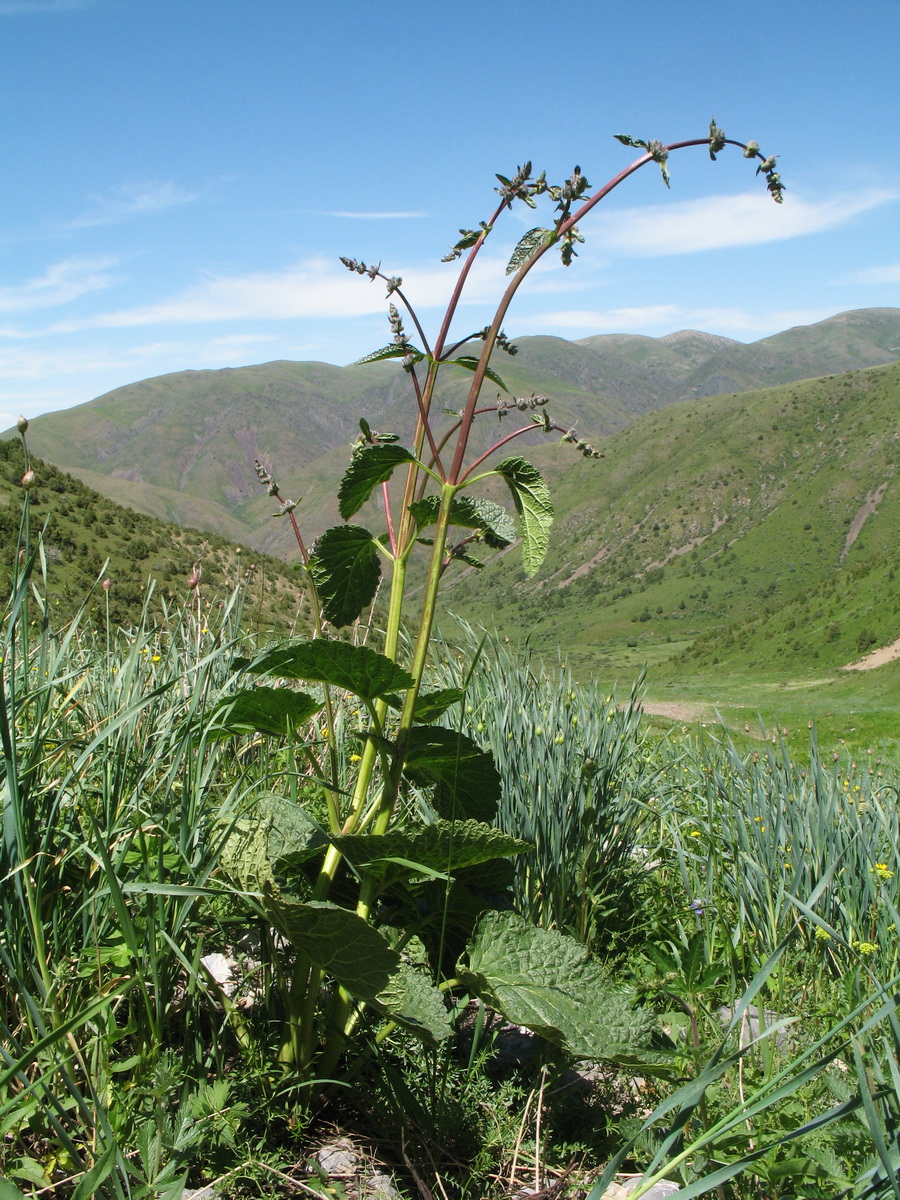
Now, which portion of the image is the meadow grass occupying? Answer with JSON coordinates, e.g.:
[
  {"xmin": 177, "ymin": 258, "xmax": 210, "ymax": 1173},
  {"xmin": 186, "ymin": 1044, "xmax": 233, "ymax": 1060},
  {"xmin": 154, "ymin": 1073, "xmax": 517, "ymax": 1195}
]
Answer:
[{"xmin": 3, "ymin": 576, "xmax": 900, "ymax": 1196}]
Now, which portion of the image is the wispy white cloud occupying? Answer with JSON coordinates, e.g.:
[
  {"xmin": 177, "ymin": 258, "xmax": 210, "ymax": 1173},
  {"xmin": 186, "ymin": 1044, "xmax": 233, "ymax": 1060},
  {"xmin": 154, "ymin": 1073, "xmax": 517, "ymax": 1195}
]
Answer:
[
  {"xmin": 848, "ymin": 262, "xmax": 900, "ymax": 284},
  {"xmin": 592, "ymin": 189, "xmax": 897, "ymax": 256},
  {"xmin": 519, "ymin": 304, "xmax": 838, "ymax": 338},
  {"xmin": 0, "ymin": 333, "xmax": 284, "ymax": 379},
  {"xmin": 69, "ymin": 181, "xmax": 197, "ymax": 228},
  {"xmin": 688, "ymin": 306, "xmax": 839, "ymax": 334},
  {"xmin": 0, "ymin": 256, "xmax": 118, "ymax": 314},
  {"xmin": 23, "ymin": 254, "xmax": 507, "ymax": 335},
  {"xmin": 519, "ymin": 305, "xmax": 682, "ymax": 331}
]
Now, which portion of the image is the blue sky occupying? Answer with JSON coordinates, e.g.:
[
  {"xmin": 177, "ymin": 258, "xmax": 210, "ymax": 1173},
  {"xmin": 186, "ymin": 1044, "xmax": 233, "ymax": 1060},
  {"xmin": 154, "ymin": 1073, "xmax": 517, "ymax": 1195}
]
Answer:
[{"xmin": 1, "ymin": 0, "xmax": 897, "ymax": 426}]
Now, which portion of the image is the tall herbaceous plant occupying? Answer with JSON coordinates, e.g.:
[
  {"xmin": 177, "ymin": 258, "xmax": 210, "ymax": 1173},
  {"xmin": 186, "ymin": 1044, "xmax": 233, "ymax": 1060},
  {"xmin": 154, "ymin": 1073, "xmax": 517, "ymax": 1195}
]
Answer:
[{"xmin": 215, "ymin": 122, "xmax": 787, "ymax": 1095}]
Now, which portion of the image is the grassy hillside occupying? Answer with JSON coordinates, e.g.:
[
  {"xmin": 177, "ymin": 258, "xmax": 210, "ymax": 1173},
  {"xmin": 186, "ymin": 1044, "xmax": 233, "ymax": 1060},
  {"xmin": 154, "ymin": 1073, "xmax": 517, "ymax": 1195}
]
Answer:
[
  {"xmin": 0, "ymin": 438, "xmax": 307, "ymax": 635},
  {"xmin": 13, "ymin": 309, "xmax": 899, "ymax": 554},
  {"xmin": 575, "ymin": 306, "xmax": 900, "ymax": 406},
  {"xmin": 435, "ymin": 361, "xmax": 900, "ymax": 755}
]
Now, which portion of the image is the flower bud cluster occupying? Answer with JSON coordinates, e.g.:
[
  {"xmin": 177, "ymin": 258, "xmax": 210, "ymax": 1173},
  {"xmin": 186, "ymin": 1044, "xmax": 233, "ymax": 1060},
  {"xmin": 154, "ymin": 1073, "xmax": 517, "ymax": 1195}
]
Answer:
[
  {"xmin": 496, "ymin": 393, "xmax": 549, "ymax": 418},
  {"xmin": 339, "ymin": 256, "xmax": 402, "ymax": 297},
  {"xmin": 478, "ymin": 327, "xmax": 518, "ymax": 355},
  {"xmin": 389, "ymin": 304, "xmax": 417, "ymax": 370},
  {"xmin": 495, "ymin": 161, "xmax": 534, "ymax": 205},
  {"xmin": 254, "ymin": 460, "xmax": 280, "ymax": 497},
  {"xmin": 340, "ymin": 257, "xmax": 380, "ymax": 280},
  {"xmin": 756, "ymin": 155, "xmax": 785, "ymax": 203},
  {"xmin": 549, "ymin": 165, "xmax": 590, "ymax": 209},
  {"xmin": 562, "ymin": 429, "xmax": 603, "ymax": 459},
  {"xmin": 708, "ymin": 117, "xmax": 728, "ymax": 160}
]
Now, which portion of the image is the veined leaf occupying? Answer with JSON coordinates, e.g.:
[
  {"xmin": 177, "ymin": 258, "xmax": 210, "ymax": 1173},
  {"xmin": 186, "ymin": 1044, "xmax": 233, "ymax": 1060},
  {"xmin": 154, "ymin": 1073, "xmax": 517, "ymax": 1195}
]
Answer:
[
  {"xmin": 218, "ymin": 803, "xmax": 447, "ymax": 1042},
  {"xmin": 248, "ymin": 637, "xmax": 414, "ymax": 700},
  {"xmin": 408, "ymin": 494, "xmax": 516, "ymax": 550},
  {"xmin": 445, "ymin": 355, "xmax": 508, "ymax": 392},
  {"xmin": 338, "ymin": 445, "xmax": 419, "ymax": 519},
  {"xmin": 495, "ymin": 457, "xmax": 553, "ymax": 575},
  {"xmin": 308, "ymin": 525, "xmax": 381, "ymax": 626},
  {"xmin": 354, "ymin": 344, "xmax": 423, "ymax": 366},
  {"xmin": 207, "ymin": 685, "xmax": 322, "ymax": 739},
  {"xmin": 459, "ymin": 911, "xmax": 666, "ymax": 1066},
  {"xmin": 383, "ymin": 686, "xmax": 466, "ymax": 722},
  {"xmin": 403, "ymin": 726, "xmax": 501, "ymax": 823},
  {"xmin": 413, "ymin": 687, "xmax": 466, "ymax": 722},
  {"xmin": 329, "ymin": 819, "xmax": 531, "ymax": 882},
  {"xmin": 264, "ymin": 892, "xmax": 450, "ymax": 1043},
  {"xmin": 614, "ymin": 132, "xmax": 651, "ymax": 150},
  {"xmin": 219, "ymin": 793, "xmax": 328, "ymax": 887},
  {"xmin": 506, "ymin": 227, "xmax": 554, "ymax": 274}
]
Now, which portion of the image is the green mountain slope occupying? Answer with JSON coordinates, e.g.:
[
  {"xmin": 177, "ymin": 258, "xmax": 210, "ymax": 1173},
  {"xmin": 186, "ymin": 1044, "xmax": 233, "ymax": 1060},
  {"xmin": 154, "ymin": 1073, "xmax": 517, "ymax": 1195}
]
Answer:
[
  {"xmin": 12, "ymin": 310, "xmax": 899, "ymax": 557},
  {"xmin": 575, "ymin": 307, "xmax": 900, "ymax": 408},
  {"xmin": 438, "ymin": 360, "xmax": 900, "ymax": 681},
  {"xmin": 0, "ymin": 439, "xmax": 306, "ymax": 634}
]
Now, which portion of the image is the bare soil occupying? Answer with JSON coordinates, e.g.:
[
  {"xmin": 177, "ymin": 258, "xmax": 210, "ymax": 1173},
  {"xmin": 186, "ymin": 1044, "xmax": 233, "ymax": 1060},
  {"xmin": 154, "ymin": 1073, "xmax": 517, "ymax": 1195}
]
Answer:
[{"xmin": 842, "ymin": 634, "xmax": 900, "ymax": 671}]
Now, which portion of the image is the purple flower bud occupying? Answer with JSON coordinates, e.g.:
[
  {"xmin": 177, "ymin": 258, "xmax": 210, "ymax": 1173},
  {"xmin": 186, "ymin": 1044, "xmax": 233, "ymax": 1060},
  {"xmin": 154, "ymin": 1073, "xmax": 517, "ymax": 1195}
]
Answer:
[
  {"xmin": 21, "ymin": 469, "xmax": 36, "ymax": 490},
  {"xmin": 102, "ymin": 578, "xmax": 112, "ymax": 591}
]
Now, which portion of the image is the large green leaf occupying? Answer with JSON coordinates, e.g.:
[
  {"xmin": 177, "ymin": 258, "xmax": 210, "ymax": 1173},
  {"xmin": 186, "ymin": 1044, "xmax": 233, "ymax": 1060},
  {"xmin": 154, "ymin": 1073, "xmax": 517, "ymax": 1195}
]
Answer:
[
  {"xmin": 459, "ymin": 911, "xmax": 666, "ymax": 1066},
  {"xmin": 207, "ymin": 685, "xmax": 322, "ymax": 739},
  {"xmin": 383, "ymin": 686, "xmax": 466, "ymax": 723},
  {"xmin": 265, "ymin": 892, "xmax": 450, "ymax": 1044},
  {"xmin": 408, "ymin": 494, "xmax": 516, "ymax": 550},
  {"xmin": 506, "ymin": 227, "xmax": 554, "ymax": 274},
  {"xmin": 330, "ymin": 819, "xmax": 531, "ymax": 882},
  {"xmin": 495, "ymin": 456, "xmax": 554, "ymax": 575},
  {"xmin": 413, "ymin": 687, "xmax": 466, "ymax": 723},
  {"xmin": 218, "ymin": 802, "xmax": 449, "ymax": 1042},
  {"xmin": 338, "ymin": 445, "xmax": 419, "ymax": 519},
  {"xmin": 248, "ymin": 638, "xmax": 414, "ymax": 700},
  {"xmin": 354, "ymin": 344, "xmax": 422, "ymax": 366},
  {"xmin": 403, "ymin": 727, "xmax": 501, "ymax": 824},
  {"xmin": 308, "ymin": 525, "xmax": 381, "ymax": 627},
  {"xmin": 444, "ymin": 355, "xmax": 508, "ymax": 392},
  {"xmin": 219, "ymin": 793, "xmax": 328, "ymax": 887}
]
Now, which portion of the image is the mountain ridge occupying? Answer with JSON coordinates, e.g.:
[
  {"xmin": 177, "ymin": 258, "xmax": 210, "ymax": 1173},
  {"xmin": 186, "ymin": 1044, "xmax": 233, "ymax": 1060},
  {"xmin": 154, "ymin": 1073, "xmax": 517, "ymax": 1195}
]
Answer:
[{"xmin": 7, "ymin": 308, "xmax": 899, "ymax": 569}]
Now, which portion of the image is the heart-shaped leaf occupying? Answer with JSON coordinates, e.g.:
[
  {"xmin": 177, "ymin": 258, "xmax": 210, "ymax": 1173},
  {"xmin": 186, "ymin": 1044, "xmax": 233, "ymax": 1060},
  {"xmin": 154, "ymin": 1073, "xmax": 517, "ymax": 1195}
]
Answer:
[
  {"xmin": 408, "ymin": 495, "xmax": 516, "ymax": 550},
  {"xmin": 403, "ymin": 727, "xmax": 501, "ymax": 823},
  {"xmin": 338, "ymin": 445, "xmax": 419, "ymax": 519},
  {"xmin": 495, "ymin": 457, "xmax": 553, "ymax": 575},
  {"xmin": 308, "ymin": 525, "xmax": 381, "ymax": 626},
  {"xmin": 207, "ymin": 686, "xmax": 321, "ymax": 739},
  {"xmin": 460, "ymin": 911, "xmax": 666, "ymax": 1066},
  {"xmin": 248, "ymin": 638, "xmax": 414, "ymax": 701}
]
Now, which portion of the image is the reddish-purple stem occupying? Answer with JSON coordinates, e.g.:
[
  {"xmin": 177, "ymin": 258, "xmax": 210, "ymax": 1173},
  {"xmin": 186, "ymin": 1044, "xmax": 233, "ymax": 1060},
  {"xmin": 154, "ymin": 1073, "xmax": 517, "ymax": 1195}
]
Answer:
[
  {"xmin": 445, "ymin": 138, "xmax": 735, "ymax": 485},
  {"xmin": 459, "ymin": 420, "xmax": 572, "ymax": 483}
]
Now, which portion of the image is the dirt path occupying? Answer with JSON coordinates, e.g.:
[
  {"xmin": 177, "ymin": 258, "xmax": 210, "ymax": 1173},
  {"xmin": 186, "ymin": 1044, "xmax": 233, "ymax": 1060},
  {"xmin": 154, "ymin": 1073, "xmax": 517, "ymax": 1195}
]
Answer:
[
  {"xmin": 842, "ymin": 634, "xmax": 900, "ymax": 671},
  {"xmin": 840, "ymin": 482, "xmax": 888, "ymax": 561},
  {"xmin": 640, "ymin": 700, "xmax": 708, "ymax": 722}
]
